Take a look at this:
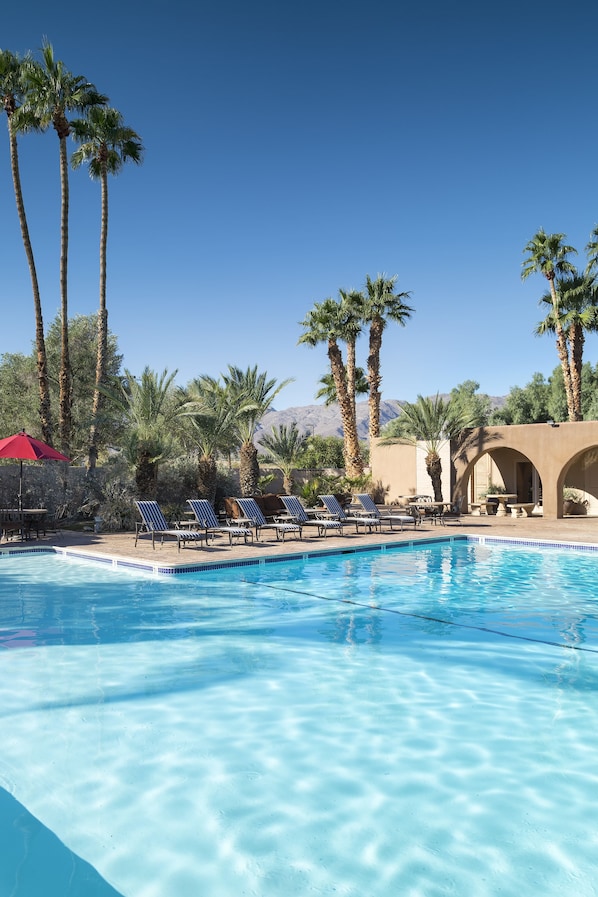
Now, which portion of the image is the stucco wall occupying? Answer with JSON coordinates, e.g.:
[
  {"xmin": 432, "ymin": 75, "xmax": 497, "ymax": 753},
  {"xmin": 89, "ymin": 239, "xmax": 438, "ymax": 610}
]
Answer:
[
  {"xmin": 371, "ymin": 421, "xmax": 598, "ymax": 519},
  {"xmin": 453, "ymin": 421, "xmax": 598, "ymax": 519},
  {"xmin": 370, "ymin": 440, "xmax": 452, "ymax": 503}
]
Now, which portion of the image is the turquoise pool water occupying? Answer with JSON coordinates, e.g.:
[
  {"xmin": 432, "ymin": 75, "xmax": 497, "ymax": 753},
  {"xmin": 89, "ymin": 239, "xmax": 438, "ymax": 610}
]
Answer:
[{"xmin": 1, "ymin": 539, "xmax": 598, "ymax": 896}]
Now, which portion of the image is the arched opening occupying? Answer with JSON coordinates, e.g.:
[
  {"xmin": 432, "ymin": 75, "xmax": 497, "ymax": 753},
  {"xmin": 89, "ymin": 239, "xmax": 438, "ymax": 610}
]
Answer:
[
  {"xmin": 458, "ymin": 446, "xmax": 543, "ymax": 516},
  {"xmin": 559, "ymin": 445, "xmax": 598, "ymax": 516}
]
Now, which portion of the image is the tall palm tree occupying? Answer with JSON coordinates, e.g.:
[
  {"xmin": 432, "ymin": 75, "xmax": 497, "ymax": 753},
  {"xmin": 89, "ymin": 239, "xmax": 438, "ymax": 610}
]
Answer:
[
  {"xmin": 17, "ymin": 41, "xmax": 107, "ymax": 456},
  {"xmin": 181, "ymin": 375, "xmax": 251, "ymax": 503},
  {"xmin": 0, "ymin": 49, "xmax": 53, "ymax": 444},
  {"xmin": 363, "ymin": 274, "xmax": 414, "ymax": 441},
  {"xmin": 70, "ymin": 106, "xmax": 143, "ymax": 471},
  {"xmin": 221, "ymin": 365, "xmax": 292, "ymax": 496},
  {"xmin": 104, "ymin": 367, "xmax": 183, "ymax": 498},
  {"xmin": 522, "ymin": 229, "xmax": 577, "ymax": 421},
  {"xmin": 536, "ymin": 273, "xmax": 598, "ymax": 421},
  {"xmin": 259, "ymin": 423, "xmax": 308, "ymax": 494},
  {"xmin": 381, "ymin": 393, "xmax": 471, "ymax": 501},
  {"xmin": 299, "ymin": 298, "xmax": 364, "ymax": 477}
]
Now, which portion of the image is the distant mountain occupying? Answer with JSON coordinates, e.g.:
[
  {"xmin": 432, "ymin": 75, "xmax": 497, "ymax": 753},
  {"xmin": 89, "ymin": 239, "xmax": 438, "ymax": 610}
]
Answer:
[
  {"xmin": 257, "ymin": 396, "xmax": 506, "ymax": 443},
  {"xmin": 257, "ymin": 399, "xmax": 400, "ymax": 442}
]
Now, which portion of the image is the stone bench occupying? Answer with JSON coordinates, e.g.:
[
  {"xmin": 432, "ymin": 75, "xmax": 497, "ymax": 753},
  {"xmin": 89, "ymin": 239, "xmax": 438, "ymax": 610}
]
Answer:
[
  {"xmin": 506, "ymin": 503, "xmax": 536, "ymax": 518},
  {"xmin": 471, "ymin": 501, "xmax": 490, "ymax": 515}
]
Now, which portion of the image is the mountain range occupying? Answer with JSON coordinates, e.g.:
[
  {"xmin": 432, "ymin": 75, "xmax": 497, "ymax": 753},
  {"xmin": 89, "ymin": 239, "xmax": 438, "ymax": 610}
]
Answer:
[
  {"xmin": 257, "ymin": 399, "xmax": 400, "ymax": 442},
  {"xmin": 257, "ymin": 396, "xmax": 506, "ymax": 443}
]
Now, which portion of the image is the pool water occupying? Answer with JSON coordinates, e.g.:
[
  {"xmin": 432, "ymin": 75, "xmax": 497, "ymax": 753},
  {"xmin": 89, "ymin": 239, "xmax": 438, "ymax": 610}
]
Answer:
[{"xmin": 1, "ymin": 540, "xmax": 598, "ymax": 896}]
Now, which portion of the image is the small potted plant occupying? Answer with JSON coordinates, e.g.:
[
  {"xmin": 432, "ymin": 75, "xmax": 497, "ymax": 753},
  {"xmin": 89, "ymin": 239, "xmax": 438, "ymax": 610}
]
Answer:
[{"xmin": 563, "ymin": 487, "xmax": 589, "ymax": 516}]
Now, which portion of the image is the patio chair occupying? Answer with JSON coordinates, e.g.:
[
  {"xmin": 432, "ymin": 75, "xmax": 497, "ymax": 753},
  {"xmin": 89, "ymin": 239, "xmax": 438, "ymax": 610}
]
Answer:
[
  {"xmin": 187, "ymin": 499, "xmax": 253, "ymax": 545},
  {"xmin": 234, "ymin": 497, "xmax": 302, "ymax": 542},
  {"xmin": 0, "ymin": 510, "xmax": 25, "ymax": 542},
  {"xmin": 318, "ymin": 494, "xmax": 381, "ymax": 534},
  {"xmin": 134, "ymin": 500, "xmax": 207, "ymax": 551},
  {"xmin": 280, "ymin": 495, "xmax": 345, "ymax": 538},
  {"xmin": 355, "ymin": 494, "xmax": 419, "ymax": 531}
]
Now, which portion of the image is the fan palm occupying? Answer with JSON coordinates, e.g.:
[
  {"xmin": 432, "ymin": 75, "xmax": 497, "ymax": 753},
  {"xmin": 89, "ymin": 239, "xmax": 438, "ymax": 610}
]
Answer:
[
  {"xmin": 536, "ymin": 273, "xmax": 598, "ymax": 421},
  {"xmin": 522, "ymin": 229, "xmax": 577, "ymax": 421},
  {"xmin": 221, "ymin": 365, "xmax": 292, "ymax": 496},
  {"xmin": 70, "ymin": 106, "xmax": 143, "ymax": 471},
  {"xmin": 259, "ymin": 423, "xmax": 308, "ymax": 494},
  {"xmin": 381, "ymin": 393, "xmax": 471, "ymax": 501},
  {"xmin": 0, "ymin": 49, "xmax": 53, "ymax": 444},
  {"xmin": 299, "ymin": 298, "xmax": 364, "ymax": 477},
  {"xmin": 17, "ymin": 41, "xmax": 107, "ymax": 455},
  {"xmin": 363, "ymin": 274, "xmax": 414, "ymax": 441}
]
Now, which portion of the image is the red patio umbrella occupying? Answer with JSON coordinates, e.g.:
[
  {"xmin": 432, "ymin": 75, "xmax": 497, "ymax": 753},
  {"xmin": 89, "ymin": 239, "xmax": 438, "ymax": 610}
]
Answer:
[{"xmin": 0, "ymin": 429, "xmax": 71, "ymax": 511}]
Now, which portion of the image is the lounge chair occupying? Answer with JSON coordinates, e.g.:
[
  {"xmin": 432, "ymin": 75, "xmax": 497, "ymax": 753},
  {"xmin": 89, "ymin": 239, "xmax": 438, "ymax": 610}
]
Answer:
[
  {"xmin": 187, "ymin": 499, "xmax": 253, "ymax": 545},
  {"xmin": 234, "ymin": 497, "xmax": 302, "ymax": 541},
  {"xmin": 318, "ymin": 494, "xmax": 381, "ymax": 534},
  {"xmin": 134, "ymin": 500, "xmax": 207, "ymax": 551},
  {"xmin": 355, "ymin": 494, "xmax": 419, "ymax": 531},
  {"xmin": 280, "ymin": 495, "xmax": 345, "ymax": 537}
]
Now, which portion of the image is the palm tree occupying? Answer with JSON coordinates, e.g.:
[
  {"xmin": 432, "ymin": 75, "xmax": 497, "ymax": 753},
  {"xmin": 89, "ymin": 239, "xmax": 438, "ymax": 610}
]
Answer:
[
  {"xmin": 586, "ymin": 225, "xmax": 598, "ymax": 275},
  {"xmin": 70, "ymin": 106, "xmax": 143, "ymax": 471},
  {"xmin": 0, "ymin": 49, "xmax": 53, "ymax": 444},
  {"xmin": 104, "ymin": 367, "xmax": 183, "ymax": 498},
  {"xmin": 259, "ymin": 423, "xmax": 308, "ymax": 494},
  {"xmin": 363, "ymin": 274, "xmax": 414, "ymax": 441},
  {"xmin": 315, "ymin": 367, "xmax": 369, "ymax": 405},
  {"xmin": 17, "ymin": 41, "xmax": 107, "ymax": 456},
  {"xmin": 299, "ymin": 298, "xmax": 364, "ymax": 477},
  {"xmin": 536, "ymin": 273, "xmax": 598, "ymax": 421},
  {"xmin": 381, "ymin": 393, "xmax": 471, "ymax": 501},
  {"xmin": 181, "ymin": 375, "xmax": 250, "ymax": 503},
  {"xmin": 522, "ymin": 229, "xmax": 577, "ymax": 421},
  {"xmin": 221, "ymin": 365, "xmax": 292, "ymax": 496}
]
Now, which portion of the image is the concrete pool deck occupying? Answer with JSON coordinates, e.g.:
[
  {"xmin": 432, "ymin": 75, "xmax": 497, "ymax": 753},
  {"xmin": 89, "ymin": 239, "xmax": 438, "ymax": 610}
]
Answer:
[{"xmin": 4, "ymin": 512, "xmax": 598, "ymax": 570}]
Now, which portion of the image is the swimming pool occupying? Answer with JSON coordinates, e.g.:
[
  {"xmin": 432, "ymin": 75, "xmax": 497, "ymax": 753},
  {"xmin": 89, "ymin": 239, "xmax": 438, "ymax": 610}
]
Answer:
[{"xmin": 1, "ymin": 538, "xmax": 598, "ymax": 896}]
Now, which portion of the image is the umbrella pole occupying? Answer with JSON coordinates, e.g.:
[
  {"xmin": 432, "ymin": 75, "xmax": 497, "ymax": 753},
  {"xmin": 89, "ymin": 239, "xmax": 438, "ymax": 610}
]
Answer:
[{"xmin": 18, "ymin": 459, "xmax": 23, "ymax": 512}]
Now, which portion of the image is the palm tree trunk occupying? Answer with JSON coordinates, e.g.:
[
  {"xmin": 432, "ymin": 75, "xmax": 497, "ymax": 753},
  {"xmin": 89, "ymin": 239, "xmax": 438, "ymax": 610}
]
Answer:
[
  {"xmin": 58, "ymin": 135, "xmax": 72, "ymax": 456},
  {"xmin": 136, "ymin": 451, "xmax": 158, "ymax": 499},
  {"xmin": 7, "ymin": 116, "xmax": 53, "ymax": 444},
  {"xmin": 426, "ymin": 452, "xmax": 443, "ymax": 501},
  {"xmin": 549, "ymin": 279, "xmax": 575, "ymax": 422},
  {"xmin": 197, "ymin": 455, "xmax": 218, "ymax": 503},
  {"xmin": 555, "ymin": 327, "xmax": 576, "ymax": 421},
  {"xmin": 87, "ymin": 167, "xmax": 109, "ymax": 470},
  {"xmin": 367, "ymin": 318, "xmax": 383, "ymax": 441},
  {"xmin": 569, "ymin": 323, "xmax": 584, "ymax": 421},
  {"xmin": 346, "ymin": 337, "xmax": 357, "ymax": 418},
  {"xmin": 240, "ymin": 441, "xmax": 259, "ymax": 495},
  {"xmin": 328, "ymin": 339, "xmax": 363, "ymax": 477}
]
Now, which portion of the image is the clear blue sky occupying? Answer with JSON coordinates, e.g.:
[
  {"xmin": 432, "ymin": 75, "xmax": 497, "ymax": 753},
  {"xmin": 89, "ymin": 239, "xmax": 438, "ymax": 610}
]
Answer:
[{"xmin": 2, "ymin": 0, "xmax": 597, "ymax": 411}]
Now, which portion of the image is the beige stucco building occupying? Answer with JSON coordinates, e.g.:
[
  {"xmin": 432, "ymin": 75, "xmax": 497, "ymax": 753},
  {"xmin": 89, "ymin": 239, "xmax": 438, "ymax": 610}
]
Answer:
[{"xmin": 371, "ymin": 421, "xmax": 598, "ymax": 519}]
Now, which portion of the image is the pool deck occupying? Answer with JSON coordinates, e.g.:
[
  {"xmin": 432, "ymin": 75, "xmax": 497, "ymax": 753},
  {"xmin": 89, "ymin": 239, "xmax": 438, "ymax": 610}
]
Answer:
[{"xmin": 4, "ymin": 512, "xmax": 598, "ymax": 571}]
